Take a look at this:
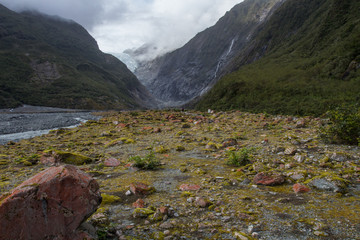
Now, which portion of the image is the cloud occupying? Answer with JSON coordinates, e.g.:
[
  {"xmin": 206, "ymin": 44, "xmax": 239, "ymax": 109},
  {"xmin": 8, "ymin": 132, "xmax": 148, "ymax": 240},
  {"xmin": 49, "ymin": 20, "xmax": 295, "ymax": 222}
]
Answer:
[
  {"xmin": 0, "ymin": 0, "xmax": 104, "ymax": 28},
  {"xmin": 0, "ymin": 0, "xmax": 243, "ymax": 59}
]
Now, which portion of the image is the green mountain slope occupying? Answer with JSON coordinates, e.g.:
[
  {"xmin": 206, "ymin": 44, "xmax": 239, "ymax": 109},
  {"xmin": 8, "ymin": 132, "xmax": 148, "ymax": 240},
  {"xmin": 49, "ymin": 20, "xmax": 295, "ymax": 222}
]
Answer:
[
  {"xmin": 196, "ymin": 0, "xmax": 360, "ymax": 115},
  {"xmin": 0, "ymin": 4, "xmax": 154, "ymax": 109}
]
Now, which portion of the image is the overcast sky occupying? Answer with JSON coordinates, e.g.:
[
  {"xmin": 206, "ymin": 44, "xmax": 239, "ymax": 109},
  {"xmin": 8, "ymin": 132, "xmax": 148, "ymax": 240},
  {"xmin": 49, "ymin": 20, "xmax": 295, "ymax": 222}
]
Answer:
[{"xmin": 0, "ymin": 0, "xmax": 242, "ymax": 58}]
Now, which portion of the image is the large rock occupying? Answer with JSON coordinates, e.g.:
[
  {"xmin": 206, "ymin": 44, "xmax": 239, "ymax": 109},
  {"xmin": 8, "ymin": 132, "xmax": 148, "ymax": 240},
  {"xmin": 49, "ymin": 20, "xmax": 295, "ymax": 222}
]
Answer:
[
  {"xmin": 0, "ymin": 165, "xmax": 102, "ymax": 240},
  {"xmin": 253, "ymin": 172, "xmax": 285, "ymax": 186},
  {"xmin": 308, "ymin": 177, "xmax": 348, "ymax": 193}
]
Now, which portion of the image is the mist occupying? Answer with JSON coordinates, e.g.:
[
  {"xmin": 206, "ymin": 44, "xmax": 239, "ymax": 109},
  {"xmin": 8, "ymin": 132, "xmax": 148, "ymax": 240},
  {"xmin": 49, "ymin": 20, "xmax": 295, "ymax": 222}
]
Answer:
[{"xmin": 0, "ymin": 0, "xmax": 243, "ymax": 60}]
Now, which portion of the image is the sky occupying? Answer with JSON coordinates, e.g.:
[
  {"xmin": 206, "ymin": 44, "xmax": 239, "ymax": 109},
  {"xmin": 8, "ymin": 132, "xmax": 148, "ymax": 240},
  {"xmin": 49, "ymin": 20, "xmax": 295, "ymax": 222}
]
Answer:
[{"xmin": 0, "ymin": 0, "xmax": 243, "ymax": 59}]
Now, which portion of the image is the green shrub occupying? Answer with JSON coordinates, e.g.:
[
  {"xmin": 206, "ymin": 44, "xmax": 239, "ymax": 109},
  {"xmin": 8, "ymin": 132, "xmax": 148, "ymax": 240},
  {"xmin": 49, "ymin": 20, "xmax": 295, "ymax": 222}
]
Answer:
[
  {"xmin": 320, "ymin": 106, "xmax": 360, "ymax": 145},
  {"xmin": 226, "ymin": 148, "xmax": 253, "ymax": 166},
  {"xmin": 129, "ymin": 151, "xmax": 161, "ymax": 170}
]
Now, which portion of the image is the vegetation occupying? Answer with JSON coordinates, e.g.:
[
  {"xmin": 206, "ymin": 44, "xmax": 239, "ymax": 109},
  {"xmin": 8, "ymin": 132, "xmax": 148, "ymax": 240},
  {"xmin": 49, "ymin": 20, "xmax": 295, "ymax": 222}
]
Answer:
[
  {"xmin": 226, "ymin": 148, "xmax": 253, "ymax": 166},
  {"xmin": 0, "ymin": 110, "xmax": 359, "ymax": 239},
  {"xmin": 320, "ymin": 105, "xmax": 360, "ymax": 145},
  {"xmin": 128, "ymin": 151, "xmax": 161, "ymax": 170},
  {"xmin": 0, "ymin": 4, "xmax": 148, "ymax": 109},
  {"xmin": 196, "ymin": 0, "xmax": 360, "ymax": 116}
]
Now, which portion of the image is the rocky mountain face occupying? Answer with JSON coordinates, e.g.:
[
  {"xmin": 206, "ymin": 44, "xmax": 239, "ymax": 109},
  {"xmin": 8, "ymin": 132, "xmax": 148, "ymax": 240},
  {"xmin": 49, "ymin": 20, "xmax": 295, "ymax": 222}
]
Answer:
[
  {"xmin": 0, "ymin": 4, "xmax": 155, "ymax": 110},
  {"xmin": 196, "ymin": 0, "xmax": 360, "ymax": 115},
  {"xmin": 134, "ymin": 0, "xmax": 285, "ymax": 106}
]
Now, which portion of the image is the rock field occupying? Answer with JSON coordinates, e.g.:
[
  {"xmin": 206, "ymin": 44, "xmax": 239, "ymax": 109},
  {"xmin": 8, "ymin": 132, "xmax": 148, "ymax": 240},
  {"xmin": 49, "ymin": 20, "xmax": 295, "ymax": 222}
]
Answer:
[{"xmin": 0, "ymin": 110, "xmax": 359, "ymax": 239}]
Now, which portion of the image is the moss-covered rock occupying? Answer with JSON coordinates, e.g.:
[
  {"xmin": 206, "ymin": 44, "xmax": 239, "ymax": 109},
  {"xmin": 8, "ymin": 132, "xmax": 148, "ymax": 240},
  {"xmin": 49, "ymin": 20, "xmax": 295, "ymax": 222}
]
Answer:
[
  {"xmin": 101, "ymin": 194, "xmax": 121, "ymax": 205},
  {"xmin": 133, "ymin": 208, "xmax": 155, "ymax": 218}
]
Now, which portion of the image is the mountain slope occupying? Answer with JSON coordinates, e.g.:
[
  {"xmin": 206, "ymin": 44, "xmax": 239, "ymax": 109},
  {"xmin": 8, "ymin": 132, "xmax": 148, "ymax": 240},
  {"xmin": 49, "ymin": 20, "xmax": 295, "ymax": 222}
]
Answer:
[
  {"xmin": 135, "ymin": 0, "xmax": 284, "ymax": 105},
  {"xmin": 196, "ymin": 0, "xmax": 360, "ymax": 115},
  {"xmin": 0, "ymin": 4, "xmax": 154, "ymax": 110}
]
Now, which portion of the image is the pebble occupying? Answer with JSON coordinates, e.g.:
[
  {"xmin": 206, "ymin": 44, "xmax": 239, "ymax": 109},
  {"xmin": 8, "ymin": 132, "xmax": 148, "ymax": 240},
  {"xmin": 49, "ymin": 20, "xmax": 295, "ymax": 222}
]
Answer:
[{"xmin": 159, "ymin": 222, "xmax": 174, "ymax": 229}]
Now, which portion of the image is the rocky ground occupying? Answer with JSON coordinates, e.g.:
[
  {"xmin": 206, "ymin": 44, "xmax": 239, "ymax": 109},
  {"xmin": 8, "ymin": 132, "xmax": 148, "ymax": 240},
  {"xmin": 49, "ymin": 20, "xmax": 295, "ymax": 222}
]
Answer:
[{"xmin": 0, "ymin": 110, "xmax": 359, "ymax": 239}]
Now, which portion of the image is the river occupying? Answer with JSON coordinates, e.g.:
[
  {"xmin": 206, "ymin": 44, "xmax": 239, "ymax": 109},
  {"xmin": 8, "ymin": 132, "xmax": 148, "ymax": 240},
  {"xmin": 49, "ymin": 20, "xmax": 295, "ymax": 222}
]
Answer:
[{"xmin": 0, "ymin": 105, "xmax": 101, "ymax": 145}]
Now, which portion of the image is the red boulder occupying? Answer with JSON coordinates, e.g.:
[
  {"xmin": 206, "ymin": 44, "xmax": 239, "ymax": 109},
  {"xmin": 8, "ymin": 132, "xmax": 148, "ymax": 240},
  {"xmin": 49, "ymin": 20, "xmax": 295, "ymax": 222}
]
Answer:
[
  {"xmin": 132, "ymin": 198, "xmax": 146, "ymax": 208},
  {"xmin": 104, "ymin": 157, "xmax": 120, "ymax": 167},
  {"xmin": 179, "ymin": 184, "xmax": 201, "ymax": 191},
  {"xmin": 0, "ymin": 165, "xmax": 102, "ymax": 240},
  {"xmin": 293, "ymin": 183, "xmax": 310, "ymax": 194},
  {"xmin": 130, "ymin": 182, "xmax": 155, "ymax": 195},
  {"xmin": 253, "ymin": 172, "xmax": 285, "ymax": 186}
]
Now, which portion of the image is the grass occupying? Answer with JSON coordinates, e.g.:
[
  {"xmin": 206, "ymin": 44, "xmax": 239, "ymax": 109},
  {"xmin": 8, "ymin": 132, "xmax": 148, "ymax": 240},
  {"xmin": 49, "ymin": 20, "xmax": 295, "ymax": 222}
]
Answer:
[{"xmin": 128, "ymin": 151, "xmax": 161, "ymax": 170}]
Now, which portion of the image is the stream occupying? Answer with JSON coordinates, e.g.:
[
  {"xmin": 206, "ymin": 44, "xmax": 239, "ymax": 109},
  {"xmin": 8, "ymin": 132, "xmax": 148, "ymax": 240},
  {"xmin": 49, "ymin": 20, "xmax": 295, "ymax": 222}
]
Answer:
[{"xmin": 0, "ymin": 105, "xmax": 101, "ymax": 145}]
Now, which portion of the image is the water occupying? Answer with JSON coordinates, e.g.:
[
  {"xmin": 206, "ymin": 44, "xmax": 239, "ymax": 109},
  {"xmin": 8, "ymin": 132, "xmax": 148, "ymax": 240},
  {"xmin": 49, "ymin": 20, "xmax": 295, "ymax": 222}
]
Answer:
[{"xmin": 0, "ymin": 111, "xmax": 100, "ymax": 145}]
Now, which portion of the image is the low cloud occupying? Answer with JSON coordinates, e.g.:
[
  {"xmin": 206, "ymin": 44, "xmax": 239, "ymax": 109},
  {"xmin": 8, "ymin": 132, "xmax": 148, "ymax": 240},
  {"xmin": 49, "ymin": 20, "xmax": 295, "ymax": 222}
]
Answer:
[{"xmin": 0, "ymin": 0, "xmax": 243, "ymax": 59}]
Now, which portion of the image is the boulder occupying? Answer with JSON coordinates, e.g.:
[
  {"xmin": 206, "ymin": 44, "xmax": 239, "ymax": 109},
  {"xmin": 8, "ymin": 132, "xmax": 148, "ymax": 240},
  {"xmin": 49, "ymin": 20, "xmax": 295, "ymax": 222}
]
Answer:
[
  {"xmin": 179, "ymin": 184, "xmax": 201, "ymax": 191},
  {"xmin": 253, "ymin": 172, "xmax": 285, "ymax": 186},
  {"xmin": 308, "ymin": 178, "xmax": 348, "ymax": 193},
  {"xmin": 129, "ymin": 182, "xmax": 155, "ymax": 195},
  {"xmin": 132, "ymin": 198, "xmax": 146, "ymax": 208},
  {"xmin": 195, "ymin": 197, "xmax": 211, "ymax": 208},
  {"xmin": 293, "ymin": 183, "xmax": 310, "ymax": 194},
  {"xmin": 0, "ymin": 165, "xmax": 101, "ymax": 240},
  {"xmin": 41, "ymin": 150, "xmax": 92, "ymax": 166},
  {"xmin": 104, "ymin": 157, "xmax": 121, "ymax": 167}
]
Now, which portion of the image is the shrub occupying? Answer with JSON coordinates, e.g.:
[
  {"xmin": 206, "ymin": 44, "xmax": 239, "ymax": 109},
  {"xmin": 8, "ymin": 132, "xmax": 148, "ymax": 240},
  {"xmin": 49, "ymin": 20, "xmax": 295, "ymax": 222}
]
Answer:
[
  {"xmin": 129, "ymin": 151, "xmax": 161, "ymax": 170},
  {"xmin": 320, "ymin": 106, "xmax": 360, "ymax": 145},
  {"xmin": 226, "ymin": 148, "xmax": 253, "ymax": 166}
]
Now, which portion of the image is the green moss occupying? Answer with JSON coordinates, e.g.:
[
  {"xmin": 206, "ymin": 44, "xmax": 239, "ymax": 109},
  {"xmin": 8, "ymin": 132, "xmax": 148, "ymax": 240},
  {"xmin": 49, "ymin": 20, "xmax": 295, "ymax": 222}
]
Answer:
[
  {"xmin": 176, "ymin": 145, "xmax": 186, "ymax": 151},
  {"xmin": 155, "ymin": 146, "xmax": 169, "ymax": 154},
  {"xmin": 101, "ymin": 194, "xmax": 121, "ymax": 205},
  {"xmin": 133, "ymin": 208, "xmax": 155, "ymax": 218},
  {"xmin": 56, "ymin": 151, "xmax": 92, "ymax": 165}
]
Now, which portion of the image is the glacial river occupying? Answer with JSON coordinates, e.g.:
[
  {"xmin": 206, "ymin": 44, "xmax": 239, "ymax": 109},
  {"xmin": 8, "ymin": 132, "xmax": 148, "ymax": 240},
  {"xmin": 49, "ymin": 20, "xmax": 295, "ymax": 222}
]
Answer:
[{"xmin": 0, "ymin": 105, "xmax": 100, "ymax": 145}]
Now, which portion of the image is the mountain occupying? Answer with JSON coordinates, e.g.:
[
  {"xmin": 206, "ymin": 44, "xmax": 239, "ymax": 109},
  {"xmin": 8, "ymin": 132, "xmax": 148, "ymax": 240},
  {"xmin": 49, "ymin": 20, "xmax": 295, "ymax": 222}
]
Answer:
[
  {"xmin": 0, "ymin": 4, "xmax": 155, "ymax": 110},
  {"xmin": 196, "ymin": 0, "xmax": 360, "ymax": 115},
  {"xmin": 134, "ymin": 0, "xmax": 285, "ymax": 106}
]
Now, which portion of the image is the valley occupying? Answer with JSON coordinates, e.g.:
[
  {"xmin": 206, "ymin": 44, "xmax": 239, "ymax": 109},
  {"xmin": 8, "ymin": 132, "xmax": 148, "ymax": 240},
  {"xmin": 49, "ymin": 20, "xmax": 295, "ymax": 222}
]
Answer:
[
  {"xmin": 0, "ymin": 0, "xmax": 359, "ymax": 239},
  {"xmin": 0, "ymin": 110, "xmax": 359, "ymax": 239}
]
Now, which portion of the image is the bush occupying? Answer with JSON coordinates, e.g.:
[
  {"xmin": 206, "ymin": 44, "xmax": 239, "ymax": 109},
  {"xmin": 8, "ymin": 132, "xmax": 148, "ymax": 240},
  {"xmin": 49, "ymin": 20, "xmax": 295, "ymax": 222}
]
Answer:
[
  {"xmin": 320, "ymin": 106, "xmax": 360, "ymax": 145},
  {"xmin": 226, "ymin": 148, "xmax": 253, "ymax": 166},
  {"xmin": 129, "ymin": 151, "xmax": 161, "ymax": 170}
]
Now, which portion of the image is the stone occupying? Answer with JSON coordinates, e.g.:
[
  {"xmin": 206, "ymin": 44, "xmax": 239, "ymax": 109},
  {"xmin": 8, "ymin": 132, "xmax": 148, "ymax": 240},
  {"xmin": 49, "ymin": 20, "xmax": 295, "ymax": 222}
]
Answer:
[
  {"xmin": 293, "ymin": 183, "xmax": 310, "ymax": 194},
  {"xmin": 159, "ymin": 206, "xmax": 169, "ymax": 215},
  {"xmin": 179, "ymin": 184, "xmax": 201, "ymax": 191},
  {"xmin": 295, "ymin": 119, "xmax": 306, "ymax": 128},
  {"xmin": 284, "ymin": 147, "xmax": 297, "ymax": 156},
  {"xmin": 222, "ymin": 138, "xmax": 238, "ymax": 148},
  {"xmin": 159, "ymin": 221, "xmax": 174, "ymax": 229},
  {"xmin": 195, "ymin": 197, "xmax": 211, "ymax": 208},
  {"xmin": 104, "ymin": 157, "xmax": 121, "ymax": 167},
  {"xmin": 329, "ymin": 152, "xmax": 350, "ymax": 162},
  {"xmin": 253, "ymin": 172, "xmax": 285, "ymax": 186},
  {"xmin": 0, "ymin": 165, "xmax": 101, "ymax": 240},
  {"xmin": 132, "ymin": 208, "xmax": 154, "ymax": 218},
  {"xmin": 41, "ymin": 150, "xmax": 92, "ymax": 166},
  {"xmin": 294, "ymin": 154, "xmax": 305, "ymax": 163},
  {"xmin": 308, "ymin": 178, "xmax": 347, "ymax": 193},
  {"xmin": 153, "ymin": 127, "xmax": 162, "ymax": 133},
  {"xmin": 130, "ymin": 182, "xmax": 155, "ymax": 195},
  {"xmin": 132, "ymin": 199, "xmax": 146, "ymax": 208}
]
